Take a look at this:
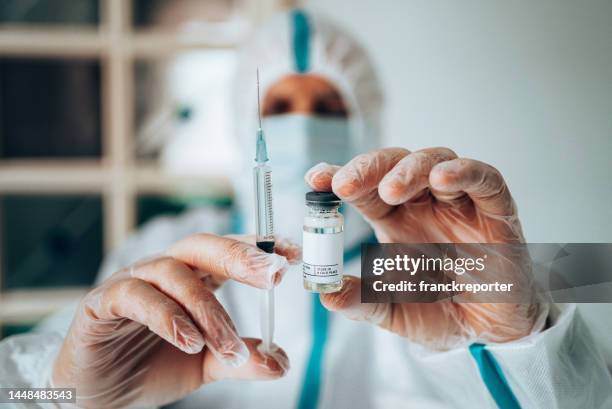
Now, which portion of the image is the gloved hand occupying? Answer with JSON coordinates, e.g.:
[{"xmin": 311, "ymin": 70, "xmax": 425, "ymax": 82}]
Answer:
[
  {"xmin": 305, "ymin": 147, "xmax": 547, "ymax": 350},
  {"xmin": 52, "ymin": 233, "xmax": 301, "ymax": 409}
]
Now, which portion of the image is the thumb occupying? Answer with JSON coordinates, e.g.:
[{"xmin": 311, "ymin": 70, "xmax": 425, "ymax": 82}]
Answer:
[
  {"xmin": 203, "ymin": 338, "xmax": 289, "ymax": 383},
  {"xmin": 320, "ymin": 276, "xmax": 392, "ymax": 326}
]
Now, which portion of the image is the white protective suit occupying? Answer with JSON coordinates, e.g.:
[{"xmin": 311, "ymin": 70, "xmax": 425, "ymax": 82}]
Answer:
[{"xmin": 1, "ymin": 8, "xmax": 612, "ymax": 409}]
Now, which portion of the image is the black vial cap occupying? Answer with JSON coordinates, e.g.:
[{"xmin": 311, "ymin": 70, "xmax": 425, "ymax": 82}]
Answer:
[{"xmin": 305, "ymin": 191, "xmax": 341, "ymax": 206}]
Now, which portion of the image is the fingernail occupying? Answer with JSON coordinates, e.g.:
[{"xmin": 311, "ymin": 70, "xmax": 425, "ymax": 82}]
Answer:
[
  {"xmin": 257, "ymin": 343, "xmax": 290, "ymax": 374},
  {"xmin": 173, "ymin": 316, "xmax": 205, "ymax": 354},
  {"xmin": 276, "ymin": 237, "xmax": 303, "ymax": 265},
  {"xmin": 334, "ymin": 178, "xmax": 359, "ymax": 199},
  {"xmin": 218, "ymin": 340, "xmax": 250, "ymax": 368},
  {"xmin": 209, "ymin": 336, "xmax": 249, "ymax": 368},
  {"xmin": 304, "ymin": 162, "xmax": 330, "ymax": 183},
  {"xmin": 202, "ymin": 305, "xmax": 250, "ymax": 367},
  {"xmin": 381, "ymin": 167, "xmax": 403, "ymax": 185},
  {"xmin": 271, "ymin": 270, "xmax": 283, "ymax": 286},
  {"xmin": 246, "ymin": 249, "xmax": 289, "ymax": 289}
]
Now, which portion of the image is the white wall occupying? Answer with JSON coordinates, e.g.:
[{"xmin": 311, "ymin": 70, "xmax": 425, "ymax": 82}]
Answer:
[{"xmin": 307, "ymin": 0, "xmax": 612, "ymax": 242}]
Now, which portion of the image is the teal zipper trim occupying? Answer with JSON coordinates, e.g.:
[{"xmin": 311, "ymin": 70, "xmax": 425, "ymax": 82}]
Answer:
[
  {"xmin": 469, "ymin": 343, "xmax": 522, "ymax": 409},
  {"xmin": 292, "ymin": 9, "xmax": 310, "ymax": 73},
  {"xmin": 297, "ymin": 294, "xmax": 329, "ymax": 409}
]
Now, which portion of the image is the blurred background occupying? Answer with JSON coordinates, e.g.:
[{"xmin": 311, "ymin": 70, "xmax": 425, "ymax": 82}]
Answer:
[{"xmin": 0, "ymin": 0, "xmax": 611, "ymax": 340}]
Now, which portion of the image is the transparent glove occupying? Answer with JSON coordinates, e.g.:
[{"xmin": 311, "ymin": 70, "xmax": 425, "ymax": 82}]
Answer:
[
  {"xmin": 305, "ymin": 147, "xmax": 547, "ymax": 350},
  {"xmin": 52, "ymin": 234, "xmax": 301, "ymax": 409}
]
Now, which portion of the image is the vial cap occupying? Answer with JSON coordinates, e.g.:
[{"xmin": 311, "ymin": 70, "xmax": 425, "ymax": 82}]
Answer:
[{"xmin": 305, "ymin": 191, "xmax": 341, "ymax": 204}]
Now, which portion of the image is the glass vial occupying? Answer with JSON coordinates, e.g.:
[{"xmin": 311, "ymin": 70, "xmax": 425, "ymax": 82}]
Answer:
[{"xmin": 303, "ymin": 191, "xmax": 344, "ymax": 293}]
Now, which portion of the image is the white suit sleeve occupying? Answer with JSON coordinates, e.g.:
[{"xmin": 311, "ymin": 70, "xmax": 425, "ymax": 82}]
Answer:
[
  {"xmin": 0, "ymin": 332, "xmax": 64, "ymax": 408},
  {"xmin": 410, "ymin": 304, "xmax": 612, "ymax": 409}
]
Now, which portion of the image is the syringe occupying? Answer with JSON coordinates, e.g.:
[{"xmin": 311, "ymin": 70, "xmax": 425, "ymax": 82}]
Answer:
[{"xmin": 253, "ymin": 69, "xmax": 275, "ymax": 353}]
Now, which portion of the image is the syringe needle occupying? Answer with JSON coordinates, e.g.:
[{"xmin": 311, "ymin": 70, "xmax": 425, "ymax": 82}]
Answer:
[{"xmin": 257, "ymin": 68, "xmax": 262, "ymax": 129}]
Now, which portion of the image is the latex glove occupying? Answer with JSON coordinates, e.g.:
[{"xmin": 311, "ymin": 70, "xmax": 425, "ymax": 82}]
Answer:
[
  {"xmin": 305, "ymin": 147, "xmax": 547, "ymax": 350},
  {"xmin": 52, "ymin": 234, "xmax": 301, "ymax": 409}
]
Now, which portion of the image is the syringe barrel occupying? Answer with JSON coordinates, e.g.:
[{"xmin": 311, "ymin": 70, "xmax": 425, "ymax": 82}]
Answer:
[{"xmin": 253, "ymin": 164, "xmax": 274, "ymax": 246}]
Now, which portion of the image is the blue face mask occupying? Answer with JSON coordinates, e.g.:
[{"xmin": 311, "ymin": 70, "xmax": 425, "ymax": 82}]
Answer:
[{"xmin": 262, "ymin": 114, "xmax": 352, "ymax": 187}]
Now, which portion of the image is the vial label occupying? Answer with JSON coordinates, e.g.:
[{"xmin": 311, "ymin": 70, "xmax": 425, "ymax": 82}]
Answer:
[{"xmin": 302, "ymin": 230, "xmax": 344, "ymax": 284}]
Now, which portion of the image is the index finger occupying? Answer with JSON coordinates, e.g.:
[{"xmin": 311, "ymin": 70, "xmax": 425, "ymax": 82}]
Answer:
[
  {"xmin": 225, "ymin": 234, "xmax": 302, "ymax": 265},
  {"xmin": 331, "ymin": 148, "xmax": 409, "ymax": 220},
  {"xmin": 166, "ymin": 234, "xmax": 289, "ymax": 290}
]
